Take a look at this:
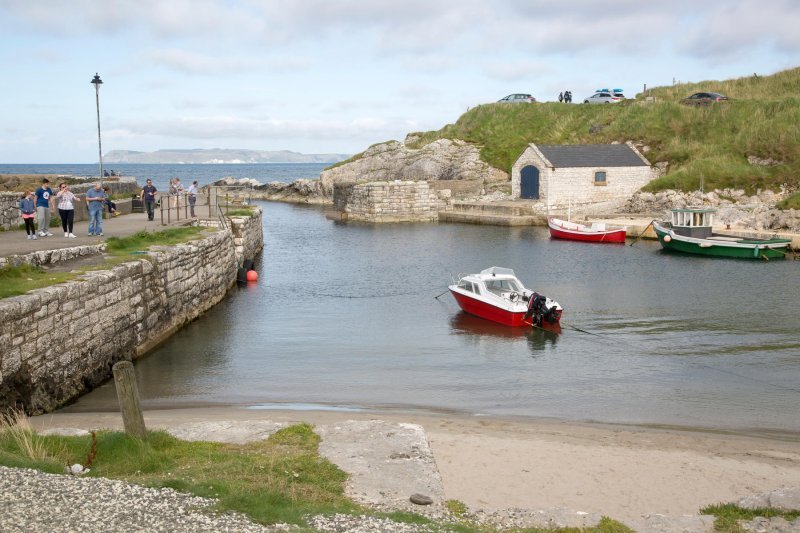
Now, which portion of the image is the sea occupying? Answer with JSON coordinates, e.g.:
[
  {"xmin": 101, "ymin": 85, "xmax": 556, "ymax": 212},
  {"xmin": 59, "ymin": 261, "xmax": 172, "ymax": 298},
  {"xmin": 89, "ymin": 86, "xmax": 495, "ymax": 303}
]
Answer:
[{"xmin": 0, "ymin": 163, "xmax": 326, "ymax": 192}]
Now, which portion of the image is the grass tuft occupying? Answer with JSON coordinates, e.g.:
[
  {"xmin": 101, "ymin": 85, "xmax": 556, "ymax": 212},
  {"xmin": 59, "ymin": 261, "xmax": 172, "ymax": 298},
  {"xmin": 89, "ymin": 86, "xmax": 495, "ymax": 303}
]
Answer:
[
  {"xmin": 701, "ymin": 503, "xmax": 800, "ymax": 532},
  {"xmin": 105, "ymin": 227, "xmax": 206, "ymax": 256}
]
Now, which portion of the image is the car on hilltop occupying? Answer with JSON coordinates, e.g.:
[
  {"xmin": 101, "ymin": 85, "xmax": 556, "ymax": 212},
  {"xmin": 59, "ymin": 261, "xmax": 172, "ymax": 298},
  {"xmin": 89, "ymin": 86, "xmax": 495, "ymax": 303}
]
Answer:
[
  {"xmin": 498, "ymin": 93, "xmax": 536, "ymax": 103},
  {"xmin": 583, "ymin": 89, "xmax": 625, "ymax": 104},
  {"xmin": 680, "ymin": 92, "xmax": 730, "ymax": 106}
]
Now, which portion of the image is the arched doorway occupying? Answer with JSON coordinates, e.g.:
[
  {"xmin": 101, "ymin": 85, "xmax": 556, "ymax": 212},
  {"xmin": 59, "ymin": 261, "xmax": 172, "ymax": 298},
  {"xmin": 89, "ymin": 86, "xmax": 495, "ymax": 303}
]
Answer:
[{"xmin": 520, "ymin": 165, "xmax": 540, "ymax": 199}]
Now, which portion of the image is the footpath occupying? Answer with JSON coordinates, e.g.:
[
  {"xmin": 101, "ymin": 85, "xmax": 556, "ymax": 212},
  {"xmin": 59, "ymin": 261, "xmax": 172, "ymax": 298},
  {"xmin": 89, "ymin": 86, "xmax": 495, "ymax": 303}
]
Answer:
[{"xmin": 0, "ymin": 211, "xmax": 169, "ymax": 258}]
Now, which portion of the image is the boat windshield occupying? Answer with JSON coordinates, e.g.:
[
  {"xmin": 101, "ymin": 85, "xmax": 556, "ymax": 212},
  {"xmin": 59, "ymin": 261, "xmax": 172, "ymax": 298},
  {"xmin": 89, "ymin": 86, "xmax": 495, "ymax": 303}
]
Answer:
[{"xmin": 485, "ymin": 279, "xmax": 521, "ymax": 292}]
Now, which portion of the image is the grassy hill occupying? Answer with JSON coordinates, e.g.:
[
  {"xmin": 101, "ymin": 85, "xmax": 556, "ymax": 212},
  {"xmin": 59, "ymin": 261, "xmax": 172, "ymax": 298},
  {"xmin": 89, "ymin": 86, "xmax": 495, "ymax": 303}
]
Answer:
[{"xmin": 405, "ymin": 67, "xmax": 800, "ymax": 203}]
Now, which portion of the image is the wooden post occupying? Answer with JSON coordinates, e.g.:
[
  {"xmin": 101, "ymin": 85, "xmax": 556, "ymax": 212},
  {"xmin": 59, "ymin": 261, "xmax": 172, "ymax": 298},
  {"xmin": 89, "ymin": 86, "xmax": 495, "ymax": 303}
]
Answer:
[{"xmin": 112, "ymin": 361, "xmax": 147, "ymax": 439}]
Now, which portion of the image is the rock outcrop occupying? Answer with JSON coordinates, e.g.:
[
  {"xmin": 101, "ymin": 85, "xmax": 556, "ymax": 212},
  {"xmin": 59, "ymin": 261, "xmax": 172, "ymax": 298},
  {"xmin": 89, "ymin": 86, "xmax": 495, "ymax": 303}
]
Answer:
[
  {"xmin": 209, "ymin": 177, "xmax": 329, "ymax": 205},
  {"xmin": 622, "ymin": 189, "xmax": 800, "ymax": 232},
  {"xmin": 319, "ymin": 139, "xmax": 507, "ymax": 196}
]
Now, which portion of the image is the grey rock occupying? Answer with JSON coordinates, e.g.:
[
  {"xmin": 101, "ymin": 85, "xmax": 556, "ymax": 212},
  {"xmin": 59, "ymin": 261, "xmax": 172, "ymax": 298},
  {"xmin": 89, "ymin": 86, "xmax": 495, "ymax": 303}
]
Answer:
[
  {"xmin": 319, "ymin": 139, "xmax": 507, "ymax": 197},
  {"xmin": 410, "ymin": 493, "xmax": 433, "ymax": 505},
  {"xmin": 738, "ymin": 487, "xmax": 800, "ymax": 511}
]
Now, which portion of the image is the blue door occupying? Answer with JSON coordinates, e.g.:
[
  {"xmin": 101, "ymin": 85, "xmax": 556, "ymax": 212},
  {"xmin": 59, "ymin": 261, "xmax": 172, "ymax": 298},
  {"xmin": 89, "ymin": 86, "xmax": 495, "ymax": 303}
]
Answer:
[{"xmin": 520, "ymin": 165, "xmax": 540, "ymax": 199}]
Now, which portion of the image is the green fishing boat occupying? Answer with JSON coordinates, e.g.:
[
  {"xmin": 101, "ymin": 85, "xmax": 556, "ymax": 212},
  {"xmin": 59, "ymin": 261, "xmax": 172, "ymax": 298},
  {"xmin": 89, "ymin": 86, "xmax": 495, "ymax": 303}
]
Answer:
[{"xmin": 653, "ymin": 207, "xmax": 792, "ymax": 260}]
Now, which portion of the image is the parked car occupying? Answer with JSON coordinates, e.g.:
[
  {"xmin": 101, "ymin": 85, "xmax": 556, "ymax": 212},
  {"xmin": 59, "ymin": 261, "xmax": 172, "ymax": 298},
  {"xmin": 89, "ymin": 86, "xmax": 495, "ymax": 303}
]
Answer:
[
  {"xmin": 583, "ymin": 91, "xmax": 624, "ymax": 104},
  {"xmin": 680, "ymin": 92, "xmax": 729, "ymax": 106},
  {"xmin": 498, "ymin": 93, "xmax": 536, "ymax": 103}
]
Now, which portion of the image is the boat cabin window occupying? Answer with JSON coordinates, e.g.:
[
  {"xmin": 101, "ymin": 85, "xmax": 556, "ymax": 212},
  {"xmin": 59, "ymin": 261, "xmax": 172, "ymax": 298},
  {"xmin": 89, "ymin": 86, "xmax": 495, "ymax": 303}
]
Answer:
[
  {"xmin": 485, "ymin": 279, "xmax": 521, "ymax": 292},
  {"xmin": 671, "ymin": 210, "xmax": 713, "ymax": 227},
  {"xmin": 458, "ymin": 280, "xmax": 480, "ymax": 294}
]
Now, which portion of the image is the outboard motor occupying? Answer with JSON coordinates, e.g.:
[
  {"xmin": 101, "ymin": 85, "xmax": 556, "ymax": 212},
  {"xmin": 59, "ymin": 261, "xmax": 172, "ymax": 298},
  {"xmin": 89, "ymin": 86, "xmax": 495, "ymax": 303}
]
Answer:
[{"xmin": 524, "ymin": 292, "xmax": 563, "ymax": 326}]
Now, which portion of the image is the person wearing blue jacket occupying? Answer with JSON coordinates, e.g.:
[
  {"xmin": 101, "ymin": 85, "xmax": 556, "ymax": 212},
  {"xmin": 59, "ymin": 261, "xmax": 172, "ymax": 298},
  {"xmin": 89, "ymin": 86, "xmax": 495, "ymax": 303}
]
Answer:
[{"xmin": 19, "ymin": 190, "xmax": 37, "ymax": 239}]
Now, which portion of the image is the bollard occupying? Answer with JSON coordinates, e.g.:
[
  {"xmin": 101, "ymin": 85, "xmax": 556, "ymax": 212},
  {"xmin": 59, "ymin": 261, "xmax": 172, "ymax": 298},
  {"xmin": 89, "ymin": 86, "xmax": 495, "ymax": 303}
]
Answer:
[{"xmin": 112, "ymin": 361, "xmax": 147, "ymax": 440}]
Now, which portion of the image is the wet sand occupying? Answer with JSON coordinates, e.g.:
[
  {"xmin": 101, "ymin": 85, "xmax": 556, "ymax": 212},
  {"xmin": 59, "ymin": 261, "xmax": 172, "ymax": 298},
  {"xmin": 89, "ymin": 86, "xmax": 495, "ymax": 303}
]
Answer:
[{"xmin": 30, "ymin": 406, "xmax": 800, "ymax": 523}]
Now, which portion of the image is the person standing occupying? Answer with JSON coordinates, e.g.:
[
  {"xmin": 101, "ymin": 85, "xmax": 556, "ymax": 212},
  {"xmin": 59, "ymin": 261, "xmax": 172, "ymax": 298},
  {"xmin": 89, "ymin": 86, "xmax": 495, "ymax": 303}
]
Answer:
[
  {"xmin": 35, "ymin": 178, "xmax": 54, "ymax": 237},
  {"xmin": 187, "ymin": 180, "xmax": 198, "ymax": 218},
  {"xmin": 558, "ymin": 92, "xmax": 563, "ymax": 103},
  {"xmin": 56, "ymin": 182, "xmax": 80, "ymax": 238},
  {"xmin": 141, "ymin": 179, "xmax": 157, "ymax": 221},
  {"xmin": 19, "ymin": 190, "xmax": 37, "ymax": 240},
  {"xmin": 168, "ymin": 178, "xmax": 178, "ymax": 209},
  {"xmin": 85, "ymin": 182, "xmax": 107, "ymax": 236},
  {"xmin": 175, "ymin": 178, "xmax": 185, "ymax": 209}
]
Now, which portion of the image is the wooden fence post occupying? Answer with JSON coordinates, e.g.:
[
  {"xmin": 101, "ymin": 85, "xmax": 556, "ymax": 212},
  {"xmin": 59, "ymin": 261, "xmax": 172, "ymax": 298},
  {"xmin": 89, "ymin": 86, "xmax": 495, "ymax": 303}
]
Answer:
[{"xmin": 112, "ymin": 361, "xmax": 147, "ymax": 439}]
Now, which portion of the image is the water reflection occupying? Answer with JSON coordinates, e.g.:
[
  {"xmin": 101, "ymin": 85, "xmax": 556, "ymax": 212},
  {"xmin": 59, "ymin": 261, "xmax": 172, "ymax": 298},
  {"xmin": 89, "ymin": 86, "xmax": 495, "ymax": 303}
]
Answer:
[{"xmin": 449, "ymin": 312, "xmax": 560, "ymax": 353}]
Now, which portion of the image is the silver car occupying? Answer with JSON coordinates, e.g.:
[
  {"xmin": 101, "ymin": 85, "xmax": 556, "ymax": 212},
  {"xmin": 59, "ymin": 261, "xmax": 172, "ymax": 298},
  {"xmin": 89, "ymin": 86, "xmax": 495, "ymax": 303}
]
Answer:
[
  {"xmin": 498, "ymin": 93, "xmax": 536, "ymax": 103},
  {"xmin": 583, "ymin": 91, "xmax": 624, "ymax": 104}
]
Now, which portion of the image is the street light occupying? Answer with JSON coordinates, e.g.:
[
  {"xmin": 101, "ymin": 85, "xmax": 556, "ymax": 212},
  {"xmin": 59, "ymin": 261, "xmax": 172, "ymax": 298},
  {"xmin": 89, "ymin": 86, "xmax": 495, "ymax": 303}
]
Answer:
[{"xmin": 91, "ymin": 73, "xmax": 104, "ymax": 179}]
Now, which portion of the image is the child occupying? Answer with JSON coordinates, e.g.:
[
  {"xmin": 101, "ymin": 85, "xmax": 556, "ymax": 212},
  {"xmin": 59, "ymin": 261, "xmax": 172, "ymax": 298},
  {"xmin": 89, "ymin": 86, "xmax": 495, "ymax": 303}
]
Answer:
[{"xmin": 19, "ymin": 191, "xmax": 37, "ymax": 239}]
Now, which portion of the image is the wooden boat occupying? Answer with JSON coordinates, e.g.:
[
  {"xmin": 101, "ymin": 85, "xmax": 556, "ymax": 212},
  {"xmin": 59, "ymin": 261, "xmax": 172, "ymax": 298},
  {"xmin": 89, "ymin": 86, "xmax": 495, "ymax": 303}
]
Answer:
[
  {"xmin": 448, "ymin": 267, "xmax": 562, "ymax": 327},
  {"xmin": 653, "ymin": 207, "xmax": 791, "ymax": 259},
  {"xmin": 547, "ymin": 216, "xmax": 627, "ymax": 243}
]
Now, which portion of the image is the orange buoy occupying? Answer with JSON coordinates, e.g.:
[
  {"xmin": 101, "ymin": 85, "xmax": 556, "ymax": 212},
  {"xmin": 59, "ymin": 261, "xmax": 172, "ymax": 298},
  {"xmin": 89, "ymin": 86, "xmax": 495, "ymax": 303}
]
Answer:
[{"xmin": 246, "ymin": 270, "xmax": 258, "ymax": 282}]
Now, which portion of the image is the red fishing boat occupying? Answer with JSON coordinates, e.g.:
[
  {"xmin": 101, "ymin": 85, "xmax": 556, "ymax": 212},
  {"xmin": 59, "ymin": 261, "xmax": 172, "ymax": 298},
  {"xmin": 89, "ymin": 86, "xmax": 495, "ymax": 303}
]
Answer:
[
  {"xmin": 547, "ymin": 216, "xmax": 627, "ymax": 243},
  {"xmin": 448, "ymin": 267, "xmax": 562, "ymax": 327}
]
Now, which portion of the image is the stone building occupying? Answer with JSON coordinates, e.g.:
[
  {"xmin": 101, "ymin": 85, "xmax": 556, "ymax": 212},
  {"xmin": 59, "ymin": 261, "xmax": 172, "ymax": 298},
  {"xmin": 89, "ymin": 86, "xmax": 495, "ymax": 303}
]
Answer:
[{"xmin": 511, "ymin": 143, "xmax": 654, "ymax": 208}]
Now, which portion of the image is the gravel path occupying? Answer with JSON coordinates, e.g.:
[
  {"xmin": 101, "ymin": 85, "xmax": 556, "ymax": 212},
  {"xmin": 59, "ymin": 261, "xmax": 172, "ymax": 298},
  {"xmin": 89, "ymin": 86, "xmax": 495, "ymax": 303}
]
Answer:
[{"xmin": 0, "ymin": 466, "xmax": 284, "ymax": 532}]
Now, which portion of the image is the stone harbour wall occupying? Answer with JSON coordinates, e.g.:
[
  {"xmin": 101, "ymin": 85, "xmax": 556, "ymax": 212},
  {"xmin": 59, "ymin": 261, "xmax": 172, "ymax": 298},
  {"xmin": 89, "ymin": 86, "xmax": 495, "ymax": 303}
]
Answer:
[
  {"xmin": 0, "ymin": 210, "xmax": 264, "ymax": 414},
  {"xmin": 0, "ymin": 192, "xmax": 23, "ymax": 231},
  {"xmin": 334, "ymin": 181, "xmax": 439, "ymax": 223}
]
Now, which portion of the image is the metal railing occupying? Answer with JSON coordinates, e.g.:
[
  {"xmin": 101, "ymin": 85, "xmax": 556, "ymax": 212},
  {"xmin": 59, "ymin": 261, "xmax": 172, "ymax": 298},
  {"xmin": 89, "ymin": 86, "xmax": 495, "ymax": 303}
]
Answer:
[{"xmin": 158, "ymin": 186, "xmax": 252, "ymax": 225}]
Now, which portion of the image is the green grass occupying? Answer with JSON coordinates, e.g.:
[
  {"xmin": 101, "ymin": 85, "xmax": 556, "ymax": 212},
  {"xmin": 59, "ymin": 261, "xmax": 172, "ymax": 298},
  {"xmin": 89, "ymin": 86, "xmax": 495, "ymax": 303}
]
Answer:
[
  {"xmin": 399, "ymin": 67, "xmax": 800, "ymax": 198},
  {"xmin": 105, "ymin": 227, "xmax": 206, "ymax": 256},
  {"xmin": 777, "ymin": 191, "xmax": 800, "ymax": 210},
  {"xmin": 225, "ymin": 207, "xmax": 256, "ymax": 217},
  {"xmin": 0, "ymin": 421, "xmax": 359, "ymax": 527},
  {"xmin": 0, "ymin": 264, "xmax": 76, "ymax": 299},
  {"xmin": 701, "ymin": 503, "xmax": 800, "ymax": 532}
]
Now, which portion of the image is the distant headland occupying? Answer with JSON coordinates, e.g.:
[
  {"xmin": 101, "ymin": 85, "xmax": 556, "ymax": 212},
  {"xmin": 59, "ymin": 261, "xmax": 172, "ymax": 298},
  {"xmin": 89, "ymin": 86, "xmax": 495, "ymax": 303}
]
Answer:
[{"xmin": 103, "ymin": 148, "xmax": 351, "ymax": 164}]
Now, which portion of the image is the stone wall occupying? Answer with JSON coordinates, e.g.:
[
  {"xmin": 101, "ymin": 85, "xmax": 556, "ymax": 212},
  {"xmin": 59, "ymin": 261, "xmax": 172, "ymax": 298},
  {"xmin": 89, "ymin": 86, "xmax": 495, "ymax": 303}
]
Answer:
[
  {"xmin": 333, "ymin": 181, "xmax": 439, "ymax": 222},
  {"xmin": 0, "ymin": 210, "xmax": 264, "ymax": 414}
]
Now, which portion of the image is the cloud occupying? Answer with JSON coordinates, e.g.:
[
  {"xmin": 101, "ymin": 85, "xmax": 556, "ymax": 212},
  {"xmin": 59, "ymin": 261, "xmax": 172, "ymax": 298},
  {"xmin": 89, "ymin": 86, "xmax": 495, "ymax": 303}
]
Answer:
[
  {"xmin": 120, "ymin": 114, "xmax": 397, "ymax": 141},
  {"xmin": 483, "ymin": 60, "xmax": 553, "ymax": 82},
  {"xmin": 679, "ymin": 1, "xmax": 800, "ymax": 59},
  {"xmin": 142, "ymin": 48, "xmax": 263, "ymax": 74}
]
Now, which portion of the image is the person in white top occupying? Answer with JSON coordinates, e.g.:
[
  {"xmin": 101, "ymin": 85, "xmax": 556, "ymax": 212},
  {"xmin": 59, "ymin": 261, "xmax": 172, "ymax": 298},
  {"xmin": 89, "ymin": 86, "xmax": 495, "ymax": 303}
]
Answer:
[
  {"xmin": 187, "ymin": 180, "xmax": 198, "ymax": 217},
  {"xmin": 56, "ymin": 182, "xmax": 81, "ymax": 238}
]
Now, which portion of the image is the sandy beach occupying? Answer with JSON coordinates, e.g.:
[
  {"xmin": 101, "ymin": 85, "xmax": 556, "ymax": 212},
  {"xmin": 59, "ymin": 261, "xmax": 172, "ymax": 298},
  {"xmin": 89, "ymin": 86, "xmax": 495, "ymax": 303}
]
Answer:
[{"xmin": 30, "ymin": 406, "xmax": 800, "ymax": 525}]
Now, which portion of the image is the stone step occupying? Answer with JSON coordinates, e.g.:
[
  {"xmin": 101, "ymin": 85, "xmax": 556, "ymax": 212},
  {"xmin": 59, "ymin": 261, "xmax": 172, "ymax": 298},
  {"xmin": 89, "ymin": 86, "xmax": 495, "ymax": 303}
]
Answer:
[
  {"xmin": 439, "ymin": 210, "xmax": 543, "ymax": 226},
  {"xmin": 449, "ymin": 201, "xmax": 542, "ymax": 217}
]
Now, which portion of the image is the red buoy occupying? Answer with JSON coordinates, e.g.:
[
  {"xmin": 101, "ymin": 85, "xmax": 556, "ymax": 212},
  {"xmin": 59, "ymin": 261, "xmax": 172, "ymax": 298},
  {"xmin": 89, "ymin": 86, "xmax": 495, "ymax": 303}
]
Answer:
[{"xmin": 246, "ymin": 270, "xmax": 258, "ymax": 282}]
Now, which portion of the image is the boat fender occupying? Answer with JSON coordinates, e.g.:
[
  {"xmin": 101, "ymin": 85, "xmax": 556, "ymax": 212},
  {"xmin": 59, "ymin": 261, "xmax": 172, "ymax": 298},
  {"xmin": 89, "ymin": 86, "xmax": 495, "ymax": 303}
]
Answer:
[{"xmin": 664, "ymin": 235, "xmax": 672, "ymax": 242}]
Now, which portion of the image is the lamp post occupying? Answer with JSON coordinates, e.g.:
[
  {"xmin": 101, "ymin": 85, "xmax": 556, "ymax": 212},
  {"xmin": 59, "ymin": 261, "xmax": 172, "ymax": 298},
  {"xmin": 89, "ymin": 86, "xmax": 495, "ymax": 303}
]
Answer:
[{"xmin": 91, "ymin": 73, "xmax": 104, "ymax": 179}]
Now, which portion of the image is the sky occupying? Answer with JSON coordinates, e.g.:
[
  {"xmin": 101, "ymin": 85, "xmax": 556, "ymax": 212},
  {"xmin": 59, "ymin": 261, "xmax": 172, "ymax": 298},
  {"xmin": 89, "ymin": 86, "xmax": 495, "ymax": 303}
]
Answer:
[{"xmin": 0, "ymin": 0, "xmax": 798, "ymax": 163}]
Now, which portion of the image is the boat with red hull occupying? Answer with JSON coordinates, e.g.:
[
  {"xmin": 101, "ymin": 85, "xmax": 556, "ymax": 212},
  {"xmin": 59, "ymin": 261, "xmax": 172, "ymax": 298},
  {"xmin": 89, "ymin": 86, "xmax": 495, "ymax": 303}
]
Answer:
[
  {"xmin": 547, "ymin": 216, "xmax": 626, "ymax": 243},
  {"xmin": 449, "ymin": 267, "xmax": 562, "ymax": 327}
]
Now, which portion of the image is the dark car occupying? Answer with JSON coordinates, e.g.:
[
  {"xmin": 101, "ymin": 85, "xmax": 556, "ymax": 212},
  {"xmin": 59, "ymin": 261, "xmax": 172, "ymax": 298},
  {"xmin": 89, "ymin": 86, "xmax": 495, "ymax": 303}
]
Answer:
[{"xmin": 681, "ymin": 92, "xmax": 729, "ymax": 106}]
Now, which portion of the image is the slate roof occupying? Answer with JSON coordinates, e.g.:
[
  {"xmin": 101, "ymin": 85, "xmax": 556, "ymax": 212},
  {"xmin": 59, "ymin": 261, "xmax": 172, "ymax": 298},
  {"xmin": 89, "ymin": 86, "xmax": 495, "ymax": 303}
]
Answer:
[{"xmin": 536, "ymin": 144, "xmax": 648, "ymax": 168}]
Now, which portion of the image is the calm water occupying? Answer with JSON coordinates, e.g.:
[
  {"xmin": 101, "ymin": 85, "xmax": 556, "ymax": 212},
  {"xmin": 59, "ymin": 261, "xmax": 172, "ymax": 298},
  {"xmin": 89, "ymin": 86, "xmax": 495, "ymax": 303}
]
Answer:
[
  {"xmin": 67, "ymin": 201, "xmax": 800, "ymax": 433},
  {"xmin": 0, "ymin": 163, "xmax": 326, "ymax": 192}
]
